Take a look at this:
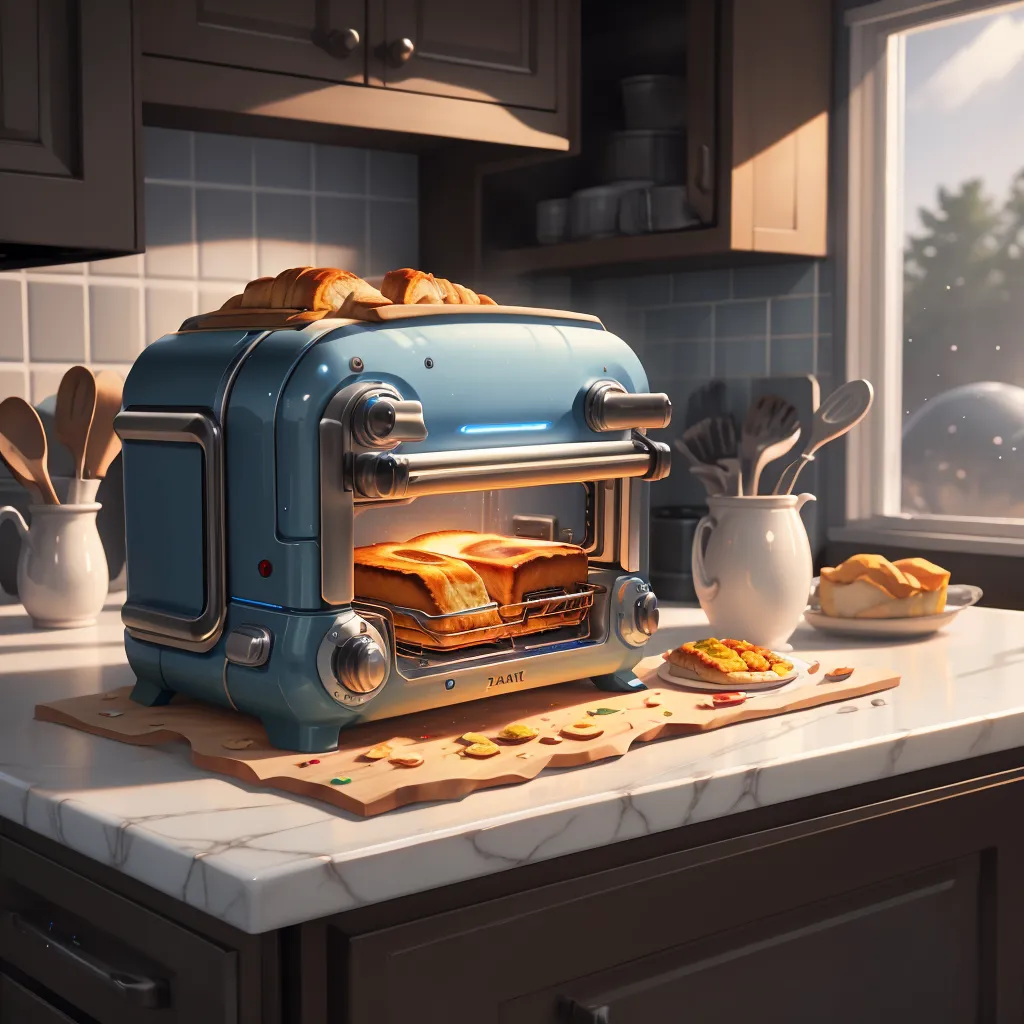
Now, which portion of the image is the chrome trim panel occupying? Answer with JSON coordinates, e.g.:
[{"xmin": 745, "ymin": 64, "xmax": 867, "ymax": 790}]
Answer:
[{"xmin": 116, "ymin": 409, "xmax": 225, "ymax": 652}]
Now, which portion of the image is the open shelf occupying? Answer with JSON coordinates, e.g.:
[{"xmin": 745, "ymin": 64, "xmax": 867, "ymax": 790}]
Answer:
[{"xmin": 485, "ymin": 224, "xmax": 729, "ymax": 276}]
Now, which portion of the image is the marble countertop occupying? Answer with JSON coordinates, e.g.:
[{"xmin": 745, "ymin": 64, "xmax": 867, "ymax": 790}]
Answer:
[{"xmin": 3, "ymin": 596, "xmax": 1024, "ymax": 934}]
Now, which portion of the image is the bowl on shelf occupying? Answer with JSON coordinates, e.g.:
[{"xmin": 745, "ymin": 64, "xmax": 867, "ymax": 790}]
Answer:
[
  {"xmin": 601, "ymin": 130, "xmax": 685, "ymax": 186},
  {"xmin": 568, "ymin": 181, "xmax": 650, "ymax": 240},
  {"xmin": 619, "ymin": 184, "xmax": 701, "ymax": 235},
  {"xmin": 536, "ymin": 197, "xmax": 569, "ymax": 245},
  {"xmin": 621, "ymin": 75, "xmax": 686, "ymax": 131}
]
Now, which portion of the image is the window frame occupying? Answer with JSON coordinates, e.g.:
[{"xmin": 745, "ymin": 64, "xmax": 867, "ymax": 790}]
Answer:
[{"xmin": 841, "ymin": 0, "xmax": 1024, "ymax": 546}]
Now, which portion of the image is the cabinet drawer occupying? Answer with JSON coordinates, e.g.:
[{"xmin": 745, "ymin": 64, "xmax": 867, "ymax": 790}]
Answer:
[
  {"xmin": 0, "ymin": 974, "xmax": 76, "ymax": 1024},
  {"xmin": 0, "ymin": 839, "xmax": 237, "ymax": 1024},
  {"xmin": 334, "ymin": 777, "xmax": 1024, "ymax": 1023}
]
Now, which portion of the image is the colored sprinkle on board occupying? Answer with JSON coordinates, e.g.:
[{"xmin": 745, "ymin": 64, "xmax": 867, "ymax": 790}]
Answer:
[
  {"xmin": 463, "ymin": 742, "xmax": 500, "ymax": 759},
  {"xmin": 498, "ymin": 723, "xmax": 539, "ymax": 742},
  {"xmin": 389, "ymin": 755, "xmax": 425, "ymax": 768},
  {"xmin": 825, "ymin": 667, "xmax": 855, "ymax": 682},
  {"xmin": 711, "ymin": 692, "xmax": 746, "ymax": 707},
  {"xmin": 662, "ymin": 710, "xmax": 673, "ymax": 717},
  {"xmin": 330, "ymin": 777, "xmax": 351, "ymax": 785},
  {"xmin": 587, "ymin": 707, "xmax": 620, "ymax": 716},
  {"xmin": 644, "ymin": 697, "xmax": 661, "ymax": 707},
  {"xmin": 561, "ymin": 721, "xmax": 604, "ymax": 740},
  {"xmin": 98, "ymin": 710, "xmax": 123, "ymax": 718},
  {"xmin": 297, "ymin": 758, "xmax": 322, "ymax": 768}
]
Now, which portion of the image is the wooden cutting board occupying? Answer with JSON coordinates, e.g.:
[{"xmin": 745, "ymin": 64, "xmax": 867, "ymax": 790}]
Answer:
[{"xmin": 35, "ymin": 656, "xmax": 898, "ymax": 817}]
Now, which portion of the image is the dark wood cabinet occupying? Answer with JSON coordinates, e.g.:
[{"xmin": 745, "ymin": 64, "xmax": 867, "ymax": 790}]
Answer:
[
  {"xmin": 6, "ymin": 751, "xmax": 1024, "ymax": 1024},
  {"xmin": 142, "ymin": 0, "xmax": 367, "ymax": 86},
  {"xmin": 141, "ymin": 0, "xmax": 574, "ymax": 151},
  {"xmin": 295, "ymin": 754, "xmax": 1024, "ymax": 1024},
  {"xmin": 479, "ymin": 0, "xmax": 831, "ymax": 276},
  {"xmin": 1, "ymin": 973, "xmax": 78, "ymax": 1023},
  {"xmin": 0, "ymin": 835, "xmax": 273, "ymax": 1024},
  {"xmin": 0, "ymin": 0, "xmax": 142, "ymax": 270},
  {"xmin": 367, "ymin": 0, "xmax": 558, "ymax": 111}
]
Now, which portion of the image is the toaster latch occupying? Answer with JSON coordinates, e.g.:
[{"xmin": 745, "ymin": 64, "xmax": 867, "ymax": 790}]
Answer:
[{"xmin": 225, "ymin": 625, "xmax": 273, "ymax": 668}]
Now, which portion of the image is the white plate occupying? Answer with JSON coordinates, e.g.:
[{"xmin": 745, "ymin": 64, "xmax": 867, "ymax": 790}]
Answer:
[
  {"xmin": 657, "ymin": 654, "xmax": 812, "ymax": 693},
  {"xmin": 803, "ymin": 582, "xmax": 983, "ymax": 639}
]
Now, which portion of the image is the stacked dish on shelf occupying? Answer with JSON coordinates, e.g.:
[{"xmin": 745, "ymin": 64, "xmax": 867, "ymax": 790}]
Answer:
[{"xmin": 536, "ymin": 75, "xmax": 700, "ymax": 245}]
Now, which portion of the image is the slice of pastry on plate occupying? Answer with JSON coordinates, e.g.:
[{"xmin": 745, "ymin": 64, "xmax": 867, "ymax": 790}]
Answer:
[
  {"xmin": 663, "ymin": 638, "xmax": 795, "ymax": 686},
  {"xmin": 819, "ymin": 553, "xmax": 950, "ymax": 618}
]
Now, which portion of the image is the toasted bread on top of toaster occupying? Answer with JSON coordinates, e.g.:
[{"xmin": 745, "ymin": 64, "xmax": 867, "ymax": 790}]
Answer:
[
  {"xmin": 223, "ymin": 268, "xmax": 392, "ymax": 317},
  {"xmin": 433, "ymin": 278, "xmax": 461, "ymax": 303},
  {"xmin": 240, "ymin": 276, "xmax": 276, "ymax": 307},
  {"xmin": 353, "ymin": 543, "xmax": 502, "ymax": 633},
  {"xmin": 405, "ymin": 531, "xmax": 588, "ymax": 607},
  {"xmin": 382, "ymin": 268, "xmax": 445, "ymax": 305},
  {"xmin": 381, "ymin": 268, "xmax": 499, "ymax": 306}
]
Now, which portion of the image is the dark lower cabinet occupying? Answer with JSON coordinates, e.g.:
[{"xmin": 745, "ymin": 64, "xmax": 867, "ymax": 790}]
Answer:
[
  {"xmin": 311, "ymin": 760, "xmax": 1024, "ymax": 1024},
  {"xmin": 0, "ymin": 973, "xmax": 78, "ymax": 1023},
  {"xmin": 0, "ymin": 835, "xmax": 267, "ymax": 1024},
  {"xmin": 6, "ymin": 753, "xmax": 1024, "ymax": 1023},
  {"xmin": 0, "ymin": 0, "xmax": 142, "ymax": 270}
]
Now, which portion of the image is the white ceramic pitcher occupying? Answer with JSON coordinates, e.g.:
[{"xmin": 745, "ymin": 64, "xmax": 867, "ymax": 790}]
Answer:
[
  {"xmin": 691, "ymin": 493, "xmax": 815, "ymax": 648},
  {"xmin": 0, "ymin": 503, "xmax": 109, "ymax": 628}
]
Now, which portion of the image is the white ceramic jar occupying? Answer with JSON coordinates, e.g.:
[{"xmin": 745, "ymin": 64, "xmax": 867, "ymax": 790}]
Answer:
[
  {"xmin": 0, "ymin": 502, "xmax": 109, "ymax": 628},
  {"xmin": 691, "ymin": 493, "xmax": 815, "ymax": 648}
]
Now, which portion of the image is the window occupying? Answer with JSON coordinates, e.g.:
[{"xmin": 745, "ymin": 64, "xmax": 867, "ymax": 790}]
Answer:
[{"xmin": 844, "ymin": 0, "xmax": 1024, "ymax": 548}]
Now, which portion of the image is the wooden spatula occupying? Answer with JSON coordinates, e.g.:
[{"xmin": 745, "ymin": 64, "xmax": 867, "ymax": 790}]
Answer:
[
  {"xmin": 55, "ymin": 365, "xmax": 97, "ymax": 479},
  {"xmin": 84, "ymin": 371, "xmax": 124, "ymax": 480},
  {"xmin": 0, "ymin": 397, "xmax": 59, "ymax": 505}
]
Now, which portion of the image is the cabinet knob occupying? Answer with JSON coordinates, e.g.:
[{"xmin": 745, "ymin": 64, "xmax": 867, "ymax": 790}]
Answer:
[
  {"xmin": 388, "ymin": 37, "xmax": 416, "ymax": 66},
  {"xmin": 319, "ymin": 27, "xmax": 360, "ymax": 59}
]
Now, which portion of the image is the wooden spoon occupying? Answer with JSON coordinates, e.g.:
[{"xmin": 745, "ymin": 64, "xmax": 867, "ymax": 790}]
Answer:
[
  {"xmin": 83, "ymin": 370, "xmax": 124, "ymax": 480},
  {"xmin": 55, "ymin": 365, "xmax": 97, "ymax": 479},
  {"xmin": 0, "ymin": 397, "xmax": 59, "ymax": 505}
]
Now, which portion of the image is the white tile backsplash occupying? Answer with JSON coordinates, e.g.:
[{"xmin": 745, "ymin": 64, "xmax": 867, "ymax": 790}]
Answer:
[{"xmin": 0, "ymin": 127, "xmax": 419, "ymax": 405}]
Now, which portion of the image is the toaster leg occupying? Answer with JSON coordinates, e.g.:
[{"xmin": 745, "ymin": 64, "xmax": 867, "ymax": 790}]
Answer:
[
  {"xmin": 129, "ymin": 677, "xmax": 176, "ymax": 707},
  {"xmin": 591, "ymin": 669, "xmax": 648, "ymax": 693},
  {"xmin": 262, "ymin": 716, "xmax": 342, "ymax": 755}
]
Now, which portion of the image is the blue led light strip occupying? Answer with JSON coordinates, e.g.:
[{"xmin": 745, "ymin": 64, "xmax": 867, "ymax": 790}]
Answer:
[
  {"xmin": 232, "ymin": 597, "xmax": 284, "ymax": 610},
  {"xmin": 458, "ymin": 422, "xmax": 551, "ymax": 435}
]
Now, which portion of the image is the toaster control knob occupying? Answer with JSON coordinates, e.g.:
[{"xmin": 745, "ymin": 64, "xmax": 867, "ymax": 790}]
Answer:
[
  {"xmin": 585, "ymin": 380, "xmax": 673, "ymax": 432},
  {"xmin": 333, "ymin": 635, "xmax": 387, "ymax": 693},
  {"xmin": 355, "ymin": 395, "xmax": 428, "ymax": 448},
  {"xmin": 634, "ymin": 592, "xmax": 660, "ymax": 637}
]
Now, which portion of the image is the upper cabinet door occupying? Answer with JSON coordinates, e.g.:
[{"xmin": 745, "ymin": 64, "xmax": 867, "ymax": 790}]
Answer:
[
  {"xmin": 371, "ymin": 0, "xmax": 558, "ymax": 110},
  {"xmin": 141, "ymin": 0, "xmax": 367, "ymax": 84},
  {"xmin": 0, "ymin": 0, "xmax": 141, "ymax": 267},
  {"xmin": 685, "ymin": 0, "xmax": 717, "ymax": 226}
]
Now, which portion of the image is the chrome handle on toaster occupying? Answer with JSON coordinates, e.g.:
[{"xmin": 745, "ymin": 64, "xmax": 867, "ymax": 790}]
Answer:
[
  {"xmin": 585, "ymin": 380, "xmax": 673, "ymax": 432},
  {"xmin": 351, "ymin": 436, "xmax": 671, "ymax": 500}
]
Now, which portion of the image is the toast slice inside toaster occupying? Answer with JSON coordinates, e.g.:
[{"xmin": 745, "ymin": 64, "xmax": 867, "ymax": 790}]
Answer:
[
  {"xmin": 405, "ymin": 531, "xmax": 588, "ymax": 607},
  {"xmin": 353, "ymin": 543, "xmax": 503, "ymax": 643}
]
